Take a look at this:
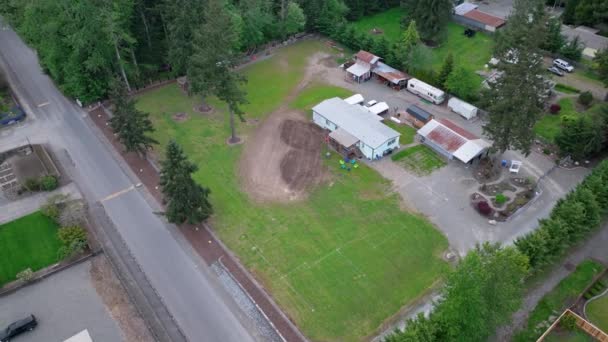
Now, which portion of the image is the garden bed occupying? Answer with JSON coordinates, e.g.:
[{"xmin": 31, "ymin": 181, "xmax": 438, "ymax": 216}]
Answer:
[
  {"xmin": 473, "ymin": 176, "xmax": 536, "ymax": 221},
  {"xmin": 391, "ymin": 145, "xmax": 446, "ymax": 176}
]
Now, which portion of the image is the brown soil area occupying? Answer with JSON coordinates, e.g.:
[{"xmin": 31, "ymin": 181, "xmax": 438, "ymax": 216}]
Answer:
[
  {"xmin": 90, "ymin": 256, "xmax": 154, "ymax": 342},
  {"xmin": 172, "ymin": 112, "xmax": 188, "ymax": 122},
  {"xmin": 239, "ymin": 53, "xmax": 333, "ymax": 203}
]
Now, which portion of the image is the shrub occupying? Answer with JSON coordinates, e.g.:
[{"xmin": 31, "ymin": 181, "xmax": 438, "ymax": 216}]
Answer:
[
  {"xmin": 477, "ymin": 201, "xmax": 492, "ymax": 216},
  {"xmin": 16, "ymin": 268, "xmax": 34, "ymax": 282},
  {"xmin": 549, "ymin": 104, "xmax": 561, "ymax": 114},
  {"xmin": 39, "ymin": 175, "xmax": 58, "ymax": 191},
  {"xmin": 57, "ymin": 226, "xmax": 88, "ymax": 258},
  {"xmin": 495, "ymin": 193, "xmax": 507, "ymax": 204},
  {"xmin": 58, "ymin": 201, "xmax": 86, "ymax": 227},
  {"xmin": 578, "ymin": 91, "xmax": 593, "ymax": 106},
  {"xmin": 40, "ymin": 194, "xmax": 69, "ymax": 221},
  {"xmin": 560, "ymin": 314, "xmax": 577, "ymax": 331},
  {"xmin": 23, "ymin": 178, "xmax": 40, "ymax": 191}
]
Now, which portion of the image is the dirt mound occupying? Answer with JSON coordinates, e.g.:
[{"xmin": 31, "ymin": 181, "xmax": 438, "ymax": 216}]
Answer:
[
  {"xmin": 240, "ymin": 110, "xmax": 327, "ymax": 203},
  {"xmin": 280, "ymin": 120, "xmax": 324, "ymax": 152},
  {"xmin": 172, "ymin": 112, "xmax": 188, "ymax": 122}
]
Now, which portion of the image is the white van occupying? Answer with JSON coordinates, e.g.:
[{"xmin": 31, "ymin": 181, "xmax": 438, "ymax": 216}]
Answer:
[
  {"xmin": 553, "ymin": 59, "xmax": 574, "ymax": 72},
  {"xmin": 406, "ymin": 78, "xmax": 446, "ymax": 105}
]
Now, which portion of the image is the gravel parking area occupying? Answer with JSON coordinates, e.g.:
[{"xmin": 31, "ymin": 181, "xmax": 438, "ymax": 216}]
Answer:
[{"xmin": 0, "ymin": 255, "xmax": 146, "ymax": 342}]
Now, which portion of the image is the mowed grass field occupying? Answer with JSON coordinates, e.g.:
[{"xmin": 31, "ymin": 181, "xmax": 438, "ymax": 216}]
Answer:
[
  {"xmin": 350, "ymin": 8, "xmax": 495, "ymax": 73},
  {"xmin": 0, "ymin": 212, "xmax": 61, "ymax": 286},
  {"xmin": 136, "ymin": 40, "xmax": 448, "ymax": 341}
]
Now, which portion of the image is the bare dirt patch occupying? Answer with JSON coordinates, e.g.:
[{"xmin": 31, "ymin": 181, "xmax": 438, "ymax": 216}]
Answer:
[
  {"xmin": 90, "ymin": 256, "xmax": 154, "ymax": 342},
  {"xmin": 172, "ymin": 112, "xmax": 188, "ymax": 122},
  {"xmin": 280, "ymin": 120, "xmax": 323, "ymax": 152}
]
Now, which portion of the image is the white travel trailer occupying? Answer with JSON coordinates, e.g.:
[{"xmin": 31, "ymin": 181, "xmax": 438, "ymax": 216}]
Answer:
[
  {"xmin": 448, "ymin": 97, "xmax": 478, "ymax": 120},
  {"xmin": 406, "ymin": 78, "xmax": 445, "ymax": 104}
]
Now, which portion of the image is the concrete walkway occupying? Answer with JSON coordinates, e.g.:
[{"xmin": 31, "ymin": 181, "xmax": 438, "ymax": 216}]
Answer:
[{"xmin": 0, "ymin": 182, "xmax": 81, "ymax": 225}]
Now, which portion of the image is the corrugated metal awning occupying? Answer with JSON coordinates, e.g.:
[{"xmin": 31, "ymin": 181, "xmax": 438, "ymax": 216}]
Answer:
[{"xmin": 346, "ymin": 63, "xmax": 370, "ymax": 77}]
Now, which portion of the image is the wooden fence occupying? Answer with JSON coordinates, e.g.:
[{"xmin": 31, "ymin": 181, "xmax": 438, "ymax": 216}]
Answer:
[{"xmin": 536, "ymin": 309, "xmax": 608, "ymax": 342}]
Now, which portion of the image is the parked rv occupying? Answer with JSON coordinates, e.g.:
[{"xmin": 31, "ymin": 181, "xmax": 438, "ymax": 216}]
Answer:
[
  {"xmin": 406, "ymin": 78, "xmax": 446, "ymax": 105},
  {"xmin": 447, "ymin": 97, "xmax": 478, "ymax": 120}
]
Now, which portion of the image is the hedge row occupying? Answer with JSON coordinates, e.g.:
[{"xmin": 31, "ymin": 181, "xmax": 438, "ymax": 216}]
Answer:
[{"xmin": 515, "ymin": 159, "xmax": 608, "ymax": 270}]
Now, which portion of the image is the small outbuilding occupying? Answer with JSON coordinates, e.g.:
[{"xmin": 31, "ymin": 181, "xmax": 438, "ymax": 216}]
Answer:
[
  {"xmin": 453, "ymin": 3, "xmax": 506, "ymax": 33},
  {"xmin": 417, "ymin": 118, "xmax": 490, "ymax": 163},
  {"xmin": 447, "ymin": 97, "xmax": 478, "ymax": 120},
  {"xmin": 402, "ymin": 105, "xmax": 433, "ymax": 128},
  {"xmin": 366, "ymin": 102, "xmax": 389, "ymax": 116},
  {"xmin": 346, "ymin": 50, "xmax": 381, "ymax": 83}
]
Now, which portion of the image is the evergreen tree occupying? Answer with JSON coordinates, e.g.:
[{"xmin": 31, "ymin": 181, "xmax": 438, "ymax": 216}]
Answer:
[
  {"xmin": 401, "ymin": 0, "xmax": 452, "ymax": 43},
  {"xmin": 188, "ymin": 0, "xmax": 248, "ymax": 143},
  {"xmin": 162, "ymin": 0, "xmax": 206, "ymax": 76},
  {"xmin": 541, "ymin": 17, "xmax": 566, "ymax": 53},
  {"xmin": 560, "ymin": 36, "xmax": 584, "ymax": 61},
  {"xmin": 482, "ymin": 0, "xmax": 548, "ymax": 155},
  {"xmin": 109, "ymin": 79, "xmax": 158, "ymax": 156},
  {"xmin": 556, "ymin": 116, "xmax": 605, "ymax": 160},
  {"xmin": 398, "ymin": 20, "xmax": 420, "ymax": 71},
  {"xmin": 562, "ymin": 0, "xmax": 580, "ymax": 24},
  {"xmin": 160, "ymin": 140, "xmax": 213, "ymax": 224},
  {"xmin": 594, "ymin": 49, "xmax": 608, "ymax": 87},
  {"xmin": 436, "ymin": 52, "xmax": 454, "ymax": 88}
]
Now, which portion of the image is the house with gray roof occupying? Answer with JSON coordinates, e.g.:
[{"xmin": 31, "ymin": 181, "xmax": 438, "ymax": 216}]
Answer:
[{"xmin": 312, "ymin": 97, "xmax": 400, "ymax": 160}]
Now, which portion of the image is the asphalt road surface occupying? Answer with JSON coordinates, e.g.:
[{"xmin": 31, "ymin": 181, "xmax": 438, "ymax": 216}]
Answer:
[{"xmin": 0, "ymin": 19, "xmax": 255, "ymax": 342}]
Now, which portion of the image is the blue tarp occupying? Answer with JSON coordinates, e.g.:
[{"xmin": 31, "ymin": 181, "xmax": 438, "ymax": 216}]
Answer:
[{"xmin": 0, "ymin": 106, "xmax": 26, "ymax": 126}]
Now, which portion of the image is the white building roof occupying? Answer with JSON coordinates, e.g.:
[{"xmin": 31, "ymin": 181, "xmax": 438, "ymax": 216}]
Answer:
[
  {"xmin": 454, "ymin": 2, "xmax": 478, "ymax": 15},
  {"xmin": 418, "ymin": 119, "xmax": 490, "ymax": 163},
  {"xmin": 346, "ymin": 63, "xmax": 370, "ymax": 77},
  {"xmin": 313, "ymin": 97, "xmax": 400, "ymax": 148},
  {"xmin": 344, "ymin": 93, "xmax": 364, "ymax": 105},
  {"xmin": 366, "ymin": 102, "xmax": 389, "ymax": 115},
  {"xmin": 329, "ymin": 128, "xmax": 359, "ymax": 147},
  {"xmin": 64, "ymin": 330, "xmax": 93, "ymax": 342}
]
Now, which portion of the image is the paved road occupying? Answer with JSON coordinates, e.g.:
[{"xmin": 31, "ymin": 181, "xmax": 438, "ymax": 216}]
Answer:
[
  {"xmin": 0, "ymin": 19, "xmax": 255, "ymax": 342},
  {"xmin": 0, "ymin": 259, "xmax": 124, "ymax": 342}
]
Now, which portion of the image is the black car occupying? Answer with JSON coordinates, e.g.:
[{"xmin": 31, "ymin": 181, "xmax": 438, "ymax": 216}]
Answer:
[{"xmin": 0, "ymin": 315, "xmax": 37, "ymax": 342}]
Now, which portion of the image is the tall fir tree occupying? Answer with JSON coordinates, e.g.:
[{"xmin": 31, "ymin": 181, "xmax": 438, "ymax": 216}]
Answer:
[
  {"xmin": 187, "ymin": 0, "xmax": 248, "ymax": 143},
  {"xmin": 160, "ymin": 140, "xmax": 213, "ymax": 224},
  {"xmin": 436, "ymin": 52, "xmax": 454, "ymax": 88},
  {"xmin": 109, "ymin": 79, "xmax": 158, "ymax": 156},
  {"xmin": 401, "ymin": 0, "xmax": 452, "ymax": 43},
  {"xmin": 482, "ymin": 0, "xmax": 549, "ymax": 155}
]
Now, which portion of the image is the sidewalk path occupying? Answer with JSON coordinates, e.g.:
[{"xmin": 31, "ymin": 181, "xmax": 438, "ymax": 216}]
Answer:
[
  {"xmin": 0, "ymin": 182, "xmax": 81, "ymax": 225},
  {"xmin": 88, "ymin": 106, "xmax": 306, "ymax": 342}
]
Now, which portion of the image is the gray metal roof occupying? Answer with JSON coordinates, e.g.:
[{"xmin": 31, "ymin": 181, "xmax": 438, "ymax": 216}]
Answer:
[
  {"xmin": 406, "ymin": 105, "xmax": 432, "ymax": 121},
  {"xmin": 313, "ymin": 98, "xmax": 400, "ymax": 148}
]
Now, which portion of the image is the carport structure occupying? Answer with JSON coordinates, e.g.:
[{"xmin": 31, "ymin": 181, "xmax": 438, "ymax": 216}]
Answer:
[{"xmin": 417, "ymin": 118, "xmax": 490, "ymax": 164}]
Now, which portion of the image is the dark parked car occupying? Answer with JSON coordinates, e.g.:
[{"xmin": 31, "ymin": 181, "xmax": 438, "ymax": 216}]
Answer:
[
  {"xmin": 547, "ymin": 66, "xmax": 564, "ymax": 76},
  {"xmin": 0, "ymin": 315, "xmax": 37, "ymax": 342}
]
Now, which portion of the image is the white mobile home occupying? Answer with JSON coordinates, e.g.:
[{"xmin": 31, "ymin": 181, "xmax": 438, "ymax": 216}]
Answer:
[
  {"xmin": 406, "ymin": 78, "xmax": 446, "ymax": 104},
  {"xmin": 447, "ymin": 97, "xmax": 478, "ymax": 120},
  {"xmin": 312, "ymin": 97, "xmax": 400, "ymax": 160}
]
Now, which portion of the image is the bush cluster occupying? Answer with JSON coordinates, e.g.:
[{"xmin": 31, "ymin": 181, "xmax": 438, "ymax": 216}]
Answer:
[
  {"xmin": 57, "ymin": 226, "xmax": 88, "ymax": 259},
  {"xmin": 23, "ymin": 175, "xmax": 59, "ymax": 192},
  {"xmin": 41, "ymin": 194, "xmax": 89, "ymax": 259},
  {"xmin": 515, "ymin": 159, "xmax": 608, "ymax": 270}
]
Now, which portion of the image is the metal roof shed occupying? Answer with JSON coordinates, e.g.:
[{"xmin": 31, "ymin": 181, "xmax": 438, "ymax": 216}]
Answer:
[
  {"xmin": 406, "ymin": 105, "xmax": 432, "ymax": 122},
  {"xmin": 454, "ymin": 2, "xmax": 478, "ymax": 15},
  {"xmin": 367, "ymin": 102, "xmax": 389, "ymax": 115},
  {"xmin": 344, "ymin": 94, "xmax": 364, "ymax": 105},
  {"xmin": 447, "ymin": 97, "xmax": 478, "ymax": 120}
]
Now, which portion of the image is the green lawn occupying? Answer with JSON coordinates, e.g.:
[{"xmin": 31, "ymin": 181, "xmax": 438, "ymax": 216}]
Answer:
[
  {"xmin": 351, "ymin": 8, "xmax": 494, "ymax": 73},
  {"xmin": 391, "ymin": 145, "xmax": 446, "ymax": 175},
  {"xmin": 385, "ymin": 121, "xmax": 417, "ymax": 145},
  {"xmin": 586, "ymin": 291, "xmax": 608, "ymax": 332},
  {"xmin": 545, "ymin": 328, "xmax": 594, "ymax": 342},
  {"xmin": 0, "ymin": 212, "xmax": 61, "ymax": 286},
  {"xmin": 136, "ymin": 40, "xmax": 448, "ymax": 341},
  {"xmin": 290, "ymin": 84, "xmax": 353, "ymax": 111},
  {"xmin": 534, "ymin": 98, "xmax": 582, "ymax": 143},
  {"xmin": 514, "ymin": 260, "xmax": 604, "ymax": 342}
]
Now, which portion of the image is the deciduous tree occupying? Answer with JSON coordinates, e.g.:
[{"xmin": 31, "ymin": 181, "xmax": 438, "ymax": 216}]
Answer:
[
  {"xmin": 284, "ymin": 1, "xmax": 306, "ymax": 37},
  {"xmin": 160, "ymin": 140, "xmax": 213, "ymax": 224},
  {"xmin": 445, "ymin": 67, "xmax": 478, "ymax": 101},
  {"xmin": 593, "ymin": 49, "xmax": 608, "ymax": 87}
]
